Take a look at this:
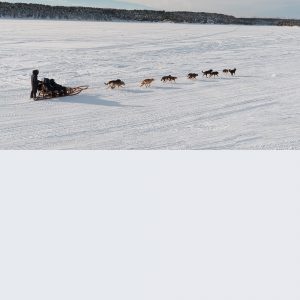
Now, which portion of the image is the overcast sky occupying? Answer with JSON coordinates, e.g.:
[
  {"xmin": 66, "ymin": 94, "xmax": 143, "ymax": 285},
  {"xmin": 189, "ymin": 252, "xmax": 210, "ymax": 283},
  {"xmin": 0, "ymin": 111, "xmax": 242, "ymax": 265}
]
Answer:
[{"xmin": 9, "ymin": 0, "xmax": 300, "ymax": 18}]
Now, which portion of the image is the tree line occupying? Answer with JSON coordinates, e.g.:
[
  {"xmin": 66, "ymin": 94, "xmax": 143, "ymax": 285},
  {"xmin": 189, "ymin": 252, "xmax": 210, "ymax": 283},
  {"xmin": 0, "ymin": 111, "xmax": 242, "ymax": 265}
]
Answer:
[{"xmin": 0, "ymin": 2, "xmax": 299, "ymax": 27}]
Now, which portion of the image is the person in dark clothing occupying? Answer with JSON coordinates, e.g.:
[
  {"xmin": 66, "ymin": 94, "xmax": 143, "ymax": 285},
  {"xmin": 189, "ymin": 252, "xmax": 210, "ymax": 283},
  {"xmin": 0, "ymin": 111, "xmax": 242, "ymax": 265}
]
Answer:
[{"xmin": 30, "ymin": 69, "xmax": 40, "ymax": 99}]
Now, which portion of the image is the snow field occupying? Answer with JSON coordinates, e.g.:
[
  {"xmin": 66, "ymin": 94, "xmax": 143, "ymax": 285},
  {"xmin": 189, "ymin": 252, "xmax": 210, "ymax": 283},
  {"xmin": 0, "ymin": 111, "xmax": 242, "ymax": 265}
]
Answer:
[{"xmin": 1, "ymin": 20, "xmax": 300, "ymax": 149}]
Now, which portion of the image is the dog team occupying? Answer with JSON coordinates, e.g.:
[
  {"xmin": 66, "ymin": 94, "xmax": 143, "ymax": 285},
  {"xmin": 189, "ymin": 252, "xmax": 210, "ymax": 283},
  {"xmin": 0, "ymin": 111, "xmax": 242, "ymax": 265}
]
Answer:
[{"xmin": 105, "ymin": 68, "xmax": 237, "ymax": 89}]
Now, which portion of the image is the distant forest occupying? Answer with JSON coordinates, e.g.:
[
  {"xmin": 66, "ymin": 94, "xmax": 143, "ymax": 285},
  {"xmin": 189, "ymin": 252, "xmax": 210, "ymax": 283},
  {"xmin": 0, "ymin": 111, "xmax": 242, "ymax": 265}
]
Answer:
[{"xmin": 0, "ymin": 2, "xmax": 299, "ymax": 26}]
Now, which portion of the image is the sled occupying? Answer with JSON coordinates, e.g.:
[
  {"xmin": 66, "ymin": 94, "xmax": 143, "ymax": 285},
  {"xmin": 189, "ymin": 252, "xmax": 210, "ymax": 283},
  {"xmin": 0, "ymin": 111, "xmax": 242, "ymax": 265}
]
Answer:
[{"xmin": 35, "ymin": 85, "xmax": 89, "ymax": 101}]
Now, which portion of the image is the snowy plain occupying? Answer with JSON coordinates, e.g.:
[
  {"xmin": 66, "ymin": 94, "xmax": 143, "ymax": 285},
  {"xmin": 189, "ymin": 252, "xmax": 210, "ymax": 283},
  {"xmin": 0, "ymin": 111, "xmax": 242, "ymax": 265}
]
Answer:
[{"xmin": 0, "ymin": 19, "xmax": 300, "ymax": 149}]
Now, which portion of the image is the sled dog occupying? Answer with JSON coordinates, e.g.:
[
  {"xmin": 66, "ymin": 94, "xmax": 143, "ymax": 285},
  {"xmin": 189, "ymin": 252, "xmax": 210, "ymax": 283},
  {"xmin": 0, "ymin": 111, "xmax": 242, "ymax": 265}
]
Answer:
[
  {"xmin": 202, "ymin": 69, "xmax": 213, "ymax": 77},
  {"xmin": 161, "ymin": 75, "xmax": 177, "ymax": 83},
  {"xmin": 188, "ymin": 73, "xmax": 199, "ymax": 79},
  {"xmin": 105, "ymin": 79, "xmax": 125, "ymax": 89},
  {"xmin": 168, "ymin": 76, "xmax": 177, "ymax": 82},
  {"xmin": 141, "ymin": 78, "xmax": 155, "ymax": 87},
  {"xmin": 229, "ymin": 68, "xmax": 237, "ymax": 76},
  {"xmin": 161, "ymin": 75, "xmax": 171, "ymax": 82},
  {"xmin": 209, "ymin": 71, "xmax": 219, "ymax": 78}
]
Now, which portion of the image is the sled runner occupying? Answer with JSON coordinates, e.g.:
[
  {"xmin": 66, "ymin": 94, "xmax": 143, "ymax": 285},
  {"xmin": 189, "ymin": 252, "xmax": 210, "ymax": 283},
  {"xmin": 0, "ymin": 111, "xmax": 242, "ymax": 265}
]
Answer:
[{"xmin": 35, "ymin": 81, "xmax": 88, "ymax": 101}]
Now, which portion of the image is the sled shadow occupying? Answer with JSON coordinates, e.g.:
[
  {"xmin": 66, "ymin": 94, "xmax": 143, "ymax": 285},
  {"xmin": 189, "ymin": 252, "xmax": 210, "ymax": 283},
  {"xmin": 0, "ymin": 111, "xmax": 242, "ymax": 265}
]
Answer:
[
  {"xmin": 55, "ymin": 95, "xmax": 144, "ymax": 108},
  {"xmin": 53, "ymin": 95, "xmax": 124, "ymax": 107}
]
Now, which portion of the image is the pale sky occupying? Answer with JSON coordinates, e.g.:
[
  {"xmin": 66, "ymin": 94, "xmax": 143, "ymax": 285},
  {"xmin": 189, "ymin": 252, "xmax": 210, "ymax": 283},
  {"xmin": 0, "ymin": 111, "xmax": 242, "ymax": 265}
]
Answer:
[{"xmin": 8, "ymin": 0, "xmax": 300, "ymax": 18}]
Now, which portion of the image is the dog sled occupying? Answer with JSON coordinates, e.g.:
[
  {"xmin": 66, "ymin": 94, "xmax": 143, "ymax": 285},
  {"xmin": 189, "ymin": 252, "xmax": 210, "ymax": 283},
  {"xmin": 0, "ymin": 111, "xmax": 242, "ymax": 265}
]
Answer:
[{"xmin": 35, "ymin": 79, "xmax": 88, "ymax": 101}]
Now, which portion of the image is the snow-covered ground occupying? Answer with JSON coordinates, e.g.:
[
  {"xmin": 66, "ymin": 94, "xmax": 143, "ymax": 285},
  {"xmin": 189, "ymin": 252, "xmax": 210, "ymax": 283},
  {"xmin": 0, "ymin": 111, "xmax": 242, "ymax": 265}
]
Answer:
[{"xmin": 1, "ymin": 20, "xmax": 300, "ymax": 149}]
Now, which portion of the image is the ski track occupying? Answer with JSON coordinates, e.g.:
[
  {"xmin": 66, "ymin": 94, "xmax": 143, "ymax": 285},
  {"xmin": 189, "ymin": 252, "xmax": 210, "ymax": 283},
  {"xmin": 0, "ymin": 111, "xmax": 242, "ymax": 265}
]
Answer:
[{"xmin": 1, "ymin": 20, "xmax": 300, "ymax": 149}]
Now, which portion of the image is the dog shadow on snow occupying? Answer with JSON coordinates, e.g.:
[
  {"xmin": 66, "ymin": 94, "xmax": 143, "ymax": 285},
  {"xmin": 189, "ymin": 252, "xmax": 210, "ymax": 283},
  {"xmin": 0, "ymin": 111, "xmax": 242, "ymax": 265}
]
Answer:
[
  {"xmin": 52, "ymin": 94, "xmax": 143, "ymax": 108},
  {"xmin": 152, "ymin": 86, "xmax": 181, "ymax": 90}
]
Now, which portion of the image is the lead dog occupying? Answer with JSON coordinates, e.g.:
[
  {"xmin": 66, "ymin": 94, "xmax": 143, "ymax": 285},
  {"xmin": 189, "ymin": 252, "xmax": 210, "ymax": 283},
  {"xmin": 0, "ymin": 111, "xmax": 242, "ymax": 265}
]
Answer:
[{"xmin": 229, "ymin": 68, "xmax": 237, "ymax": 76}]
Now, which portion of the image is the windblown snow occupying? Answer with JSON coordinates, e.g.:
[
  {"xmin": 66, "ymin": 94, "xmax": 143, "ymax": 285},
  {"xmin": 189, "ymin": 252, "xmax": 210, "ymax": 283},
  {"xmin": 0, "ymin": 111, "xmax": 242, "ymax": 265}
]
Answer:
[{"xmin": 1, "ymin": 20, "xmax": 300, "ymax": 149}]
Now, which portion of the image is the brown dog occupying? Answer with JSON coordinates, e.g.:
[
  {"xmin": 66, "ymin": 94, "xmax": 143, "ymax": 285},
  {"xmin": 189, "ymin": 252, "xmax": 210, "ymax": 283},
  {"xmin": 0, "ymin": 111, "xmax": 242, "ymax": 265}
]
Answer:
[
  {"xmin": 223, "ymin": 69, "xmax": 229, "ymax": 74},
  {"xmin": 188, "ymin": 73, "xmax": 198, "ymax": 79},
  {"xmin": 105, "ymin": 79, "xmax": 125, "ymax": 89},
  {"xmin": 141, "ymin": 78, "xmax": 155, "ymax": 87}
]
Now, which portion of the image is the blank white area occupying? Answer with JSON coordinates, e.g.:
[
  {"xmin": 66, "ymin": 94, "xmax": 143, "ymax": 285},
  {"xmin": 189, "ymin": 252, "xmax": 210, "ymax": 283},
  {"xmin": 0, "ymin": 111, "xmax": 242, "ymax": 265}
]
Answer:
[{"xmin": 0, "ymin": 152, "xmax": 299, "ymax": 300}]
